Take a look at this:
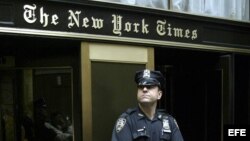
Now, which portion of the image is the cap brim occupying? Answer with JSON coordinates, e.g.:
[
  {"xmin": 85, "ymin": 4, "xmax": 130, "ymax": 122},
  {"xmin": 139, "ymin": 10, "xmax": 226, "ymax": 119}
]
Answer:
[{"xmin": 138, "ymin": 78, "xmax": 160, "ymax": 86}]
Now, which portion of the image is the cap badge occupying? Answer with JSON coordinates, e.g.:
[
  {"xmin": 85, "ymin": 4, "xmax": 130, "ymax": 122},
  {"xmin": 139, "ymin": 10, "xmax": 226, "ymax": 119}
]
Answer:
[{"xmin": 143, "ymin": 69, "xmax": 150, "ymax": 78}]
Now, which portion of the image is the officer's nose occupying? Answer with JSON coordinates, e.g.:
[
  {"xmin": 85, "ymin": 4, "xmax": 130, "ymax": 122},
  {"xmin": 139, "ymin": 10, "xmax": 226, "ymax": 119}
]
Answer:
[{"xmin": 142, "ymin": 86, "xmax": 148, "ymax": 91}]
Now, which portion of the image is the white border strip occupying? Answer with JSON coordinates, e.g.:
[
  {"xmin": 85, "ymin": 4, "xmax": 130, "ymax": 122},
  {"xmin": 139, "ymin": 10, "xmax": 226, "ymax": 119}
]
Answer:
[{"xmin": 1, "ymin": 27, "xmax": 249, "ymax": 53}]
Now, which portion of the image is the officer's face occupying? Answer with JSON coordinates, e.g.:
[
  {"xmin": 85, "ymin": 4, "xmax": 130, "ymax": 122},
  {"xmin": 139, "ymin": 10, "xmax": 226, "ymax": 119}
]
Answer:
[{"xmin": 137, "ymin": 85, "xmax": 162, "ymax": 104}]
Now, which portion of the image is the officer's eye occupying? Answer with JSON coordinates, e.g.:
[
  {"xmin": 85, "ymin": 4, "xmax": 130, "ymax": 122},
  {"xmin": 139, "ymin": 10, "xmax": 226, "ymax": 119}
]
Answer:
[{"xmin": 137, "ymin": 85, "xmax": 156, "ymax": 89}]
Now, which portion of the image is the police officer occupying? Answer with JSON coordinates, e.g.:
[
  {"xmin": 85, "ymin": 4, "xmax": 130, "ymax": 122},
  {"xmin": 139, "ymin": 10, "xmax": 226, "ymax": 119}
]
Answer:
[{"xmin": 111, "ymin": 69, "xmax": 184, "ymax": 141}]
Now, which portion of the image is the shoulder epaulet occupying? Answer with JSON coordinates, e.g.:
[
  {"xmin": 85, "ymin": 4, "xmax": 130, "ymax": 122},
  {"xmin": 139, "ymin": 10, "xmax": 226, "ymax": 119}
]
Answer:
[
  {"xmin": 164, "ymin": 113, "xmax": 174, "ymax": 119},
  {"xmin": 161, "ymin": 113, "xmax": 175, "ymax": 121},
  {"xmin": 119, "ymin": 108, "xmax": 136, "ymax": 118},
  {"xmin": 125, "ymin": 108, "xmax": 137, "ymax": 115},
  {"xmin": 157, "ymin": 109, "xmax": 169, "ymax": 117}
]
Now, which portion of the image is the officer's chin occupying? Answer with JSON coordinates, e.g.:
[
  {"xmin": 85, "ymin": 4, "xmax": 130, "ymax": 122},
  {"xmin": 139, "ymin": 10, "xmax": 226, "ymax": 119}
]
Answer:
[
  {"xmin": 138, "ymin": 97, "xmax": 151, "ymax": 102},
  {"xmin": 138, "ymin": 100, "xmax": 154, "ymax": 105}
]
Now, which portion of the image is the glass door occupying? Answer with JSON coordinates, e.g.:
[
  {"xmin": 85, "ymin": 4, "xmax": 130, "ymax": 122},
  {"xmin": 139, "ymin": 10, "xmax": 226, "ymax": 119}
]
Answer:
[{"xmin": 0, "ymin": 67, "xmax": 74, "ymax": 141}]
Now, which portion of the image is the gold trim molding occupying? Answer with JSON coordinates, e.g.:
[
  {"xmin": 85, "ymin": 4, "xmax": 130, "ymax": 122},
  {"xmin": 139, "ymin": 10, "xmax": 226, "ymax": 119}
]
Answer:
[{"xmin": 1, "ymin": 27, "xmax": 250, "ymax": 53}]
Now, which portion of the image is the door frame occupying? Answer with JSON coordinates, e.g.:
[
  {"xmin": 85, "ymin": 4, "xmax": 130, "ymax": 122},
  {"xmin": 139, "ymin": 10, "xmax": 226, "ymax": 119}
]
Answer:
[{"xmin": 80, "ymin": 42, "xmax": 154, "ymax": 141}]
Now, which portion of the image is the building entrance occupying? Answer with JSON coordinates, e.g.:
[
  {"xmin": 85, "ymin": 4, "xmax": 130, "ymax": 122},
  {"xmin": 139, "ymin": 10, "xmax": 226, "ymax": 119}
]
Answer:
[{"xmin": 155, "ymin": 48, "xmax": 229, "ymax": 141}]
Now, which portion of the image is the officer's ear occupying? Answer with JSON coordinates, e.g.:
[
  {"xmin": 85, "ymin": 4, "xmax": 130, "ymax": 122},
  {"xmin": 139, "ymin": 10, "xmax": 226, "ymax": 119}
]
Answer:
[{"xmin": 157, "ymin": 90, "xmax": 162, "ymax": 100}]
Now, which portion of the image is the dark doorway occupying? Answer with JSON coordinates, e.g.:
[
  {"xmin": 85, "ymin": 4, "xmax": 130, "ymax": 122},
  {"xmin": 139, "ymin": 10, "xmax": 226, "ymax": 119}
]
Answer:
[
  {"xmin": 0, "ymin": 35, "xmax": 81, "ymax": 141},
  {"xmin": 155, "ymin": 47, "xmax": 224, "ymax": 141}
]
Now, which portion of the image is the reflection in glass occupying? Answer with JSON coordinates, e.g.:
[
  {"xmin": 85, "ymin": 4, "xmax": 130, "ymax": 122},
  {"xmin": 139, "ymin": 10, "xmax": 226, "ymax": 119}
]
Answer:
[
  {"xmin": 0, "ymin": 68, "xmax": 73, "ymax": 141},
  {"xmin": 171, "ymin": 0, "xmax": 249, "ymax": 21},
  {"xmin": 93, "ymin": 0, "xmax": 169, "ymax": 9},
  {"xmin": 93, "ymin": 0, "xmax": 249, "ymax": 21}
]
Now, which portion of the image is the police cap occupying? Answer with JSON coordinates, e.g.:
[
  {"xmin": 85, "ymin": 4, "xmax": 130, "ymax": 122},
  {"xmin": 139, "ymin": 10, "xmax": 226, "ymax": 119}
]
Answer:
[{"xmin": 134, "ymin": 69, "xmax": 165, "ymax": 89}]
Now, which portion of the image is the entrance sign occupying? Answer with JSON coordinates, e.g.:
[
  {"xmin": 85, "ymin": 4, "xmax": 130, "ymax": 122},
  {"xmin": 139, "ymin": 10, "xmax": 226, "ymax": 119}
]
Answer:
[
  {"xmin": 1, "ymin": 1, "xmax": 250, "ymax": 51},
  {"xmin": 19, "ymin": 3, "xmax": 201, "ymax": 43}
]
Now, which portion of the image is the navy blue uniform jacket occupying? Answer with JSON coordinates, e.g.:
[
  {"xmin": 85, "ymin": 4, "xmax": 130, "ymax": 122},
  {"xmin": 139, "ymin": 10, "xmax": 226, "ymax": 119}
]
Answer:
[{"xmin": 111, "ymin": 107, "xmax": 184, "ymax": 141}]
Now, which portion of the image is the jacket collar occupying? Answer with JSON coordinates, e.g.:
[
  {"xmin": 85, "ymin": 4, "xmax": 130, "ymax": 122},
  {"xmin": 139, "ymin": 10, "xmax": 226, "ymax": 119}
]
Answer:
[{"xmin": 136, "ymin": 106, "xmax": 161, "ymax": 121}]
